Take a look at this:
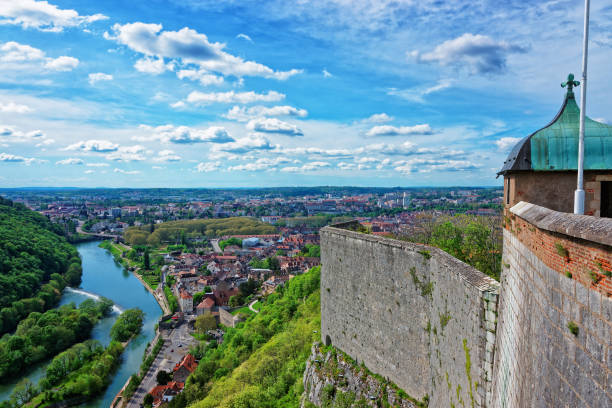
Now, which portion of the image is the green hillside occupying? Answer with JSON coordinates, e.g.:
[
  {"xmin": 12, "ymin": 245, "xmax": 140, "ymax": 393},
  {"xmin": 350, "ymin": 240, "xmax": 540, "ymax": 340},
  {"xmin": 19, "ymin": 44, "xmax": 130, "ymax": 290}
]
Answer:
[
  {"xmin": 168, "ymin": 266, "xmax": 321, "ymax": 408},
  {"xmin": 0, "ymin": 197, "xmax": 82, "ymax": 334}
]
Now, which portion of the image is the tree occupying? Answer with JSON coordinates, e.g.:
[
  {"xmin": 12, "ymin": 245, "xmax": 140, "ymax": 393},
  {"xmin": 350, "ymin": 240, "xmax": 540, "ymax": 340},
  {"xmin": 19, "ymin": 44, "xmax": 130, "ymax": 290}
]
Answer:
[
  {"xmin": 156, "ymin": 370, "xmax": 172, "ymax": 385},
  {"xmin": 143, "ymin": 248, "xmax": 151, "ymax": 270},
  {"xmin": 10, "ymin": 378, "xmax": 37, "ymax": 406},
  {"xmin": 144, "ymin": 393, "xmax": 154, "ymax": 407},
  {"xmin": 228, "ymin": 295, "xmax": 243, "ymax": 308},
  {"xmin": 195, "ymin": 312, "xmax": 217, "ymax": 334},
  {"xmin": 110, "ymin": 308, "xmax": 144, "ymax": 342}
]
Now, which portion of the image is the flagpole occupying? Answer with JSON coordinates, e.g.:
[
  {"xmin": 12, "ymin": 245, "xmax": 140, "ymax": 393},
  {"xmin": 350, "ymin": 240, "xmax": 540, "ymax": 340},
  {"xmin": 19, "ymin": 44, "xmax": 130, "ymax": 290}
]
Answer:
[{"xmin": 574, "ymin": 0, "xmax": 590, "ymax": 214}]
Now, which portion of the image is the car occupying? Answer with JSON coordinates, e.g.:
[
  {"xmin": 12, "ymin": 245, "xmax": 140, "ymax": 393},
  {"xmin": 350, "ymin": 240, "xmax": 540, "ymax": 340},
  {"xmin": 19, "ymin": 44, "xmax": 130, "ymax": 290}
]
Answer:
[
  {"xmin": 178, "ymin": 344, "xmax": 182, "ymax": 347},
  {"xmin": 170, "ymin": 349, "xmax": 174, "ymax": 352}
]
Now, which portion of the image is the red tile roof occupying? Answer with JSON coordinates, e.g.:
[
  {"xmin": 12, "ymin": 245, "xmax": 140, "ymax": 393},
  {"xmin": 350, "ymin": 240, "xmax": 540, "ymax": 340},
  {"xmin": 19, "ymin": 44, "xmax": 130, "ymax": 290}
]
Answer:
[{"xmin": 174, "ymin": 354, "xmax": 198, "ymax": 373}]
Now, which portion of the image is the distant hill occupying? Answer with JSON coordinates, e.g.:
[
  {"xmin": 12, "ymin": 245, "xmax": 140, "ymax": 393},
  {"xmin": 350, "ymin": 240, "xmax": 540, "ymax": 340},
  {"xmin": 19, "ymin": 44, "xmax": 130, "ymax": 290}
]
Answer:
[{"xmin": 124, "ymin": 217, "xmax": 277, "ymax": 246}]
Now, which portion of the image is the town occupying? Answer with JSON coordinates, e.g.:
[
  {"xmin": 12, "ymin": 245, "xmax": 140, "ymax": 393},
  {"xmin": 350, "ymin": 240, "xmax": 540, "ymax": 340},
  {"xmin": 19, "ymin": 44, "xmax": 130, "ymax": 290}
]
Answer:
[{"xmin": 1, "ymin": 186, "xmax": 502, "ymax": 407}]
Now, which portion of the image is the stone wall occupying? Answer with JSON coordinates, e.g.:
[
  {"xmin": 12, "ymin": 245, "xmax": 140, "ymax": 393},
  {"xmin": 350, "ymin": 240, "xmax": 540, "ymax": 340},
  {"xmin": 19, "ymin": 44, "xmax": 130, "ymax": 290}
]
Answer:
[
  {"xmin": 503, "ymin": 171, "xmax": 612, "ymax": 215},
  {"xmin": 492, "ymin": 202, "xmax": 611, "ymax": 407},
  {"xmin": 218, "ymin": 307, "xmax": 244, "ymax": 328},
  {"xmin": 320, "ymin": 225, "xmax": 500, "ymax": 407}
]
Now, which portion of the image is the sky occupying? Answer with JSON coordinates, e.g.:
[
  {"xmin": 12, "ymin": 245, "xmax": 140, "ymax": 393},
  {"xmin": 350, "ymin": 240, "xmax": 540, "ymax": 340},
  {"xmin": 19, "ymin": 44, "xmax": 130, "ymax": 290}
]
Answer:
[{"xmin": 0, "ymin": 0, "xmax": 611, "ymax": 188}]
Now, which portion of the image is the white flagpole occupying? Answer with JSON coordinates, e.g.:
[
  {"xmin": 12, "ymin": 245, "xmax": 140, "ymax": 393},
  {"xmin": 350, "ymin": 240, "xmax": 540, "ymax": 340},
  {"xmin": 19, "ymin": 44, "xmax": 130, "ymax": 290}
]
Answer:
[{"xmin": 574, "ymin": 0, "xmax": 590, "ymax": 214}]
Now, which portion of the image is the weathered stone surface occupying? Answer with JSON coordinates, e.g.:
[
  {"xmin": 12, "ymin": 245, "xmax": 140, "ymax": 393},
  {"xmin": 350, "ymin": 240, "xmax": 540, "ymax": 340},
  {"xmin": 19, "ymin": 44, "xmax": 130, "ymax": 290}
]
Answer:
[
  {"xmin": 492, "ymin": 229, "xmax": 612, "ymax": 408},
  {"xmin": 301, "ymin": 343, "xmax": 418, "ymax": 408},
  {"xmin": 320, "ymin": 226, "xmax": 499, "ymax": 408}
]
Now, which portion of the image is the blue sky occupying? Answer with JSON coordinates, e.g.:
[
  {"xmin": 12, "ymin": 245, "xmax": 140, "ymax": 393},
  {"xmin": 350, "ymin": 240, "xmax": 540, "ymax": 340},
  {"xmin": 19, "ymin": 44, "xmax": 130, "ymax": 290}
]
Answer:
[{"xmin": 0, "ymin": 0, "xmax": 611, "ymax": 188}]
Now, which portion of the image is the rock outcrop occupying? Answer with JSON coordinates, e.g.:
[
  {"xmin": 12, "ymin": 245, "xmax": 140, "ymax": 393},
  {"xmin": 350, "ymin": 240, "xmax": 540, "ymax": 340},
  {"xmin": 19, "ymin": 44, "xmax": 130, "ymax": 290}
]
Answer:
[{"xmin": 301, "ymin": 343, "xmax": 424, "ymax": 408}]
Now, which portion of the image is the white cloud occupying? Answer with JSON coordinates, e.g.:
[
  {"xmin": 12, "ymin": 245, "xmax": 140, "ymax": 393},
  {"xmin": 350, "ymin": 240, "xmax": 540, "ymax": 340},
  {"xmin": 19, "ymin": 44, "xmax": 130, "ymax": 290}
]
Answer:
[
  {"xmin": 44, "ymin": 56, "xmax": 79, "ymax": 71},
  {"xmin": 181, "ymin": 90, "xmax": 285, "ymax": 106},
  {"xmin": 0, "ymin": 0, "xmax": 107, "ymax": 32},
  {"xmin": 0, "ymin": 42, "xmax": 45, "ymax": 61},
  {"xmin": 136, "ymin": 124, "xmax": 234, "ymax": 144},
  {"xmin": 212, "ymin": 134, "xmax": 275, "ymax": 154},
  {"xmin": 0, "ymin": 41, "xmax": 78, "ymax": 72},
  {"xmin": 105, "ymin": 22, "xmax": 302, "ymax": 80},
  {"xmin": 56, "ymin": 157, "xmax": 84, "ymax": 165},
  {"xmin": 224, "ymin": 105, "xmax": 307, "ymax": 122},
  {"xmin": 281, "ymin": 161, "xmax": 330, "ymax": 173},
  {"xmin": 65, "ymin": 139, "xmax": 119, "ymax": 152},
  {"xmin": 387, "ymin": 79, "xmax": 453, "ymax": 103},
  {"xmin": 176, "ymin": 69, "xmax": 224, "ymax": 86},
  {"xmin": 228, "ymin": 157, "xmax": 291, "ymax": 172},
  {"xmin": 366, "ymin": 124, "xmax": 433, "ymax": 137},
  {"xmin": 495, "ymin": 137, "xmax": 522, "ymax": 152},
  {"xmin": 410, "ymin": 33, "xmax": 527, "ymax": 74},
  {"xmin": 196, "ymin": 161, "xmax": 221, "ymax": 172},
  {"xmin": 84, "ymin": 169, "xmax": 95, "ymax": 174},
  {"xmin": 322, "ymin": 69, "xmax": 333, "ymax": 78},
  {"xmin": 246, "ymin": 117, "xmax": 304, "ymax": 136},
  {"xmin": 86, "ymin": 162, "xmax": 109, "ymax": 167},
  {"xmin": 0, "ymin": 126, "xmax": 52, "ymax": 146},
  {"xmin": 113, "ymin": 168, "xmax": 141, "ymax": 174},
  {"xmin": 88, "ymin": 72, "xmax": 113, "ymax": 85},
  {"xmin": 236, "ymin": 33, "xmax": 253, "ymax": 43},
  {"xmin": 362, "ymin": 113, "xmax": 393, "ymax": 123},
  {"xmin": 134, "ymin": 57, "xmax": 171, "ymax": 75},
  {"xmin": 394, "ymin": 158, "xmax": 479, "ymax": 174},
  {"xmin": 153, "ymin": 149, "xmax": 181, "ymax": 162},
  {"xmin": 0, "ymin": 152, "xmax": 36, "ymax": 164},
  {"xmin": 0, "ymin": 102, "xmax": 32, "ymax": 113},
  {"xmin": 593, "ymin": 117, "xmax": 609, "ymax": 124},
  {"xmin": 106, "ymin": 145, "xmax": 147, "ymax": 162}
]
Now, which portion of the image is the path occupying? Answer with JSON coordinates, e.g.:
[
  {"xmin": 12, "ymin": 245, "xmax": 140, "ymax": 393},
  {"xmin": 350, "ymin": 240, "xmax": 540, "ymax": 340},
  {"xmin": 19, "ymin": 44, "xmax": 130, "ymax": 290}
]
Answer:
[
  {"xmin": 126, "ymin": 324, "xmax": 198, "ymax": 408},
  {"xmin": 211, "ymin": 238, "xmax": 222, "ymax": 253},
  {"xmin": 248, "ymin": 299, "xmax": 259, "ymax": 314}
]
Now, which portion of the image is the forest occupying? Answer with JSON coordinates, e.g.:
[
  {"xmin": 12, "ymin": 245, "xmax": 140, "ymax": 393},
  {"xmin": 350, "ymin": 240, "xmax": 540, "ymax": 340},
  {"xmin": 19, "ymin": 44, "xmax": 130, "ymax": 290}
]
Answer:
[
  {"xmin": 0, "ymin": 197, "xmax": 83, "ymax": 335},
  {"xmin": 0, "ymin": 298, "xmax": 114, "ymax": 382},
  {"xmin": 166, "ymin": 266, "xmax": 321, "ymax": 408},
  {"xmin": 123, "ymin": 217, "xmax": 276, "ymax": 246}
]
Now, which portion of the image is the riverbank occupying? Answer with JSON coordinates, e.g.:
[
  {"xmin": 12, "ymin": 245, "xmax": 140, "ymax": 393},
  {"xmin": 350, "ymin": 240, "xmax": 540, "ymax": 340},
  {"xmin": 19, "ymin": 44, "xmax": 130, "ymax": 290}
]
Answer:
[{"xmin": 98, "ymin": 240, "xmax": 171, "ymax": 316}]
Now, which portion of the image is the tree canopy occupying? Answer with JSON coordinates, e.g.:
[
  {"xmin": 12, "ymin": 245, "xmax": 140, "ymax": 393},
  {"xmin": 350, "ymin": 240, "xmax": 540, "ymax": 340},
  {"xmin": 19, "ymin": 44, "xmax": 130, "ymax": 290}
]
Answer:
[{"xmin": 0, "ymin": 197, "xmax": 83, "ymax": 334}]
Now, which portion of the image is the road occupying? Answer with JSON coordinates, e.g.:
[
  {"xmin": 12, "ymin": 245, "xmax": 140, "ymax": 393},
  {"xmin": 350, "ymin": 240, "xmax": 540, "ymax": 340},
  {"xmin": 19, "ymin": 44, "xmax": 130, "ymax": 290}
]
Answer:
[
  {"xmin": 126, "ymin": 322, "xmax": 199, "ymax": 408},
  {"xmin": 248, "ymin": 299, "xmax": 260, "ymax": 314},
  {"xmin": 211, "ymin": 238, "xmax": 222, "ymax": 253}
]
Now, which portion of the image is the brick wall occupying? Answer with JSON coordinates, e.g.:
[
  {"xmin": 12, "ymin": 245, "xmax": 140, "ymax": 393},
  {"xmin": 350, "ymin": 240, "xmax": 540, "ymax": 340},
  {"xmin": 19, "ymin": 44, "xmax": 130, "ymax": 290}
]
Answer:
[
  {"xmin": 504, "ymin": 203, "xmax": 611, "ymax": 296},
  {"xmin": 492, "ymin": 202, "xmax": 611, "ymax": 407}
]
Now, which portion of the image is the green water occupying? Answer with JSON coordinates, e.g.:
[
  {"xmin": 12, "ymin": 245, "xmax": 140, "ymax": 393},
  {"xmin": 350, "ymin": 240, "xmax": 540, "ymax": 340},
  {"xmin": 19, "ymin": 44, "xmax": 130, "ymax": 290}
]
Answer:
[{"xmin": 0, "ymin": 240, "xmax": 162, "ymax": 406}]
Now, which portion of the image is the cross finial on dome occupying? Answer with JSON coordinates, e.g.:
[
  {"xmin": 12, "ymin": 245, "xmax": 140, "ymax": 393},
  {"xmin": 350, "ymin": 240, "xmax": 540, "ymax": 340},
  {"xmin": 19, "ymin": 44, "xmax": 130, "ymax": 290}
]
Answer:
[{"xmin": 561, "ymin": 73, "xmax": 580, "ymax": 96}]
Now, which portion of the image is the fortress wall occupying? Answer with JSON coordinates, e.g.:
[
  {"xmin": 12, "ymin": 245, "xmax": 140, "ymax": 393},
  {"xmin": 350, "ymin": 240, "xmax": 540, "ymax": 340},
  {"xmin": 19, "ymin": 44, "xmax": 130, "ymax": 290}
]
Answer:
[
  {"xmin": 320, "ymin": 225, "xmax": 500, "ymax": 407},
  {"xmin": 492, "ymin": 202, "xmax": 611, "ymax": 407}
]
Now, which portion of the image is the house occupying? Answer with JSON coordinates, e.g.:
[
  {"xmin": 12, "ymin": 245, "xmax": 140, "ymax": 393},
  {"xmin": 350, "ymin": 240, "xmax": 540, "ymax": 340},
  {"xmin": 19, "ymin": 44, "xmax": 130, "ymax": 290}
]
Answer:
[
  {"xmin": 178, "ymin": 289, "xmax": 193, "ymax": 313},
  {"xmin": 148, "ymin": 381, "xmax": 184, "ymax": 407},
  {"xmin": 196, "ymin": 297, "xmax": 215, "ymax": 315},
  {"xmin": 173, "ymin": 354, "xmax": 198, "ymax": 383}
]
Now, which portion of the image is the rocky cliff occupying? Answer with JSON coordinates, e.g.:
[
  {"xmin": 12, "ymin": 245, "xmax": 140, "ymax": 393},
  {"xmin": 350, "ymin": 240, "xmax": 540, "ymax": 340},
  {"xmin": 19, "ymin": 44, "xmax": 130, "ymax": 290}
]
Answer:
[{"xmin": 301, "ymin": 343, "xmax": 426, "ymax": 408}]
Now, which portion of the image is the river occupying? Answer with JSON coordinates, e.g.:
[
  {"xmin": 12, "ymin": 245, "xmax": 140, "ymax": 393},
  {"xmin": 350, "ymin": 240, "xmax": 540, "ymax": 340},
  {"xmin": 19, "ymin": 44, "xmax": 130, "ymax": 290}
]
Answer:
[{"xmin": 0, "ymin": 240, "xmax": 162, "ymax": 407}]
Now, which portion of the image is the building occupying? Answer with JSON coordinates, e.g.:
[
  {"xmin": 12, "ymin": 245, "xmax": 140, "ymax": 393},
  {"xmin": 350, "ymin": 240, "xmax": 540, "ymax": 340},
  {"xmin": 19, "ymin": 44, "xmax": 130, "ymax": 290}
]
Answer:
[
  {"xmin": 195, "ymin": 297, "xmax": 215, "ymax": 316},
  {"xmin": 173, "ymin": 354, "xmax": 198, "ymax": 383},
  {"xmin": 498, "ymin": 74, "xmax": 612, "ymax": 216},
  {"xmin": 148, "ymin": 381, "xmax": 184, "ymax": 407},
  {"xmin": 178, "ymin": 289, "xmax": 193, "ymax": 313}
]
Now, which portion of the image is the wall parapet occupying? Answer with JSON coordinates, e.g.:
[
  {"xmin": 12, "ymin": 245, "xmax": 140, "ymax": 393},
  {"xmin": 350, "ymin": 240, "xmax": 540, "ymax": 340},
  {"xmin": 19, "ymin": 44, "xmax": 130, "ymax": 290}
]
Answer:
[
  {"xmin": 510, "ymin": 201, "xmax": 612, "ymax": 246},
  {"xmin": 507, "ymin": 201, "xmax": 611, "ymax": 296}
]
